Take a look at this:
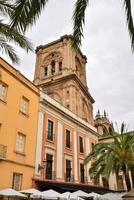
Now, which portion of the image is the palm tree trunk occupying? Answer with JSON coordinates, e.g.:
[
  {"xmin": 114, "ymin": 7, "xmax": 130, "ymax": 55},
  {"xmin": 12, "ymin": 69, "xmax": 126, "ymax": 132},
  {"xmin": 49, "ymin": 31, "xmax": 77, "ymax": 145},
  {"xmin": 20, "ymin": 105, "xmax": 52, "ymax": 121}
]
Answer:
[{"xmin": 124, "ymin": 171, "xmax": 131, "ymax": 191}]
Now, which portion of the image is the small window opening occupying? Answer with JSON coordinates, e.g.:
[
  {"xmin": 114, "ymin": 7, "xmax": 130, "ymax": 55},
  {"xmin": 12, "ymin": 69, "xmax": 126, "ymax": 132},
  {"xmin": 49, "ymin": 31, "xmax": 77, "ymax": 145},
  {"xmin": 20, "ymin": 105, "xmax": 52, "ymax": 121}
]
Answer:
[
  {"xmin": 67, "ymin": 104, "xmax": 69, "ymax": 108},
  {"xmin": 59, "ymin": 62, "xmax": 62, "ymax": 71},
  {"xmin": 44, "ymin": 67, "xmax": 48, "ymax": 76},
  {"xmin": 51, "ymin": 61, "xmax": 55, "ymax": 75}
]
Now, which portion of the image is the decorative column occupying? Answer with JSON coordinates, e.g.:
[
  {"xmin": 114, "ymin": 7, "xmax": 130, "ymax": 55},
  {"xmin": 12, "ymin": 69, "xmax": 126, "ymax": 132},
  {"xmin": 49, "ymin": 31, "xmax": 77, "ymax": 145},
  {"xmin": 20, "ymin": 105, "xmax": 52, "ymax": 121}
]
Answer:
[
  {"xmin": 48, "ymin": 64, "xmax": 51, "ymax": 76},
  {"xmin": 74, "ymin": 130, "xmax": 78, "ymax": 182},
  {"xmin": 35, "ymin": 110, "xmax": 44, "ymax": 175},
  {"xmin": 85, "ymin": 137, "xmax": 90, "ymax": 183},
  {"xmin": 55, "ymin": 62, "xmax": 59, "ymax": 75},
  {"xmin": 56, "ymin": 121, "xmax": 63, "ymax": 180}
]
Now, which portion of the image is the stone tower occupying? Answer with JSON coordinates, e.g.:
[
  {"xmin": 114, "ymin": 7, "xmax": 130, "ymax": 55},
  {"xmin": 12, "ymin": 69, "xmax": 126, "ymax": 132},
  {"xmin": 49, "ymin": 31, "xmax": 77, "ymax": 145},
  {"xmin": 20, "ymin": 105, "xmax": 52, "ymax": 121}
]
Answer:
[
  {"xmin": 34, "ymin": 35, "xmax": 94, "ymax": 125},
  {"xmin": 94, "ymin": 110, "xmax": 114, "ymax": 135}
]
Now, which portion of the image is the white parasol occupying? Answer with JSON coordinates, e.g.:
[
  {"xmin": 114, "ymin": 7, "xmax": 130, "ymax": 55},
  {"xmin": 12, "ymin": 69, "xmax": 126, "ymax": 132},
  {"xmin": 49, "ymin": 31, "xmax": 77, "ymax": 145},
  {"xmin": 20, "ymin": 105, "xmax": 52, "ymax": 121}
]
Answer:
[{"xmin": 0, "ymin": 188, "xmax": 26, "ymax": 198}]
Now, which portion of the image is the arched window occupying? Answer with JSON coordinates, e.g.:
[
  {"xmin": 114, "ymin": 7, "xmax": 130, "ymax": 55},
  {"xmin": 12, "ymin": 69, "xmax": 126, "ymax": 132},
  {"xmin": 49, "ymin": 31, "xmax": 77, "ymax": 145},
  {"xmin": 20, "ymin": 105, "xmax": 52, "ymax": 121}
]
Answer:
[
  {"xmin": 59, "ymin": 62, "xmax": 62, "ymax": 71},
  {"xmin": 51, "ymin": 60, "xmax": 55, "ymax": 75},
  {"xmin": 44, "ymin": 67, "xmax": 48, "ymax": 76}
]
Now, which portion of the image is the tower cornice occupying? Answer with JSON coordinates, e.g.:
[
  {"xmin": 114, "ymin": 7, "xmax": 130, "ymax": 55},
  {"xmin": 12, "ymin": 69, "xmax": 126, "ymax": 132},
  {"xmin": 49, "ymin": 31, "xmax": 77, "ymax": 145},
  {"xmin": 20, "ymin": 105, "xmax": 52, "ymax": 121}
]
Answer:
[
  {"xmin": 37, "ymin": 73, "xmax": 95, "ymax": 104},
  {"xmin": 35, "ymin": 34, "xmax": 87, "ymax": 62}
]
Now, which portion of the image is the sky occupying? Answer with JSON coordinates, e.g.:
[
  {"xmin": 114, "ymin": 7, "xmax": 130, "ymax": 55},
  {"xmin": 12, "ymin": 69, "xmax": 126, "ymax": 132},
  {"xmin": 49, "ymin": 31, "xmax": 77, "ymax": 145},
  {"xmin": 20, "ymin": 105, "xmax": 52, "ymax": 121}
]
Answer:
[{"xmin": 2, "ymin": 0, "xmax": 134, "ymax": 131}]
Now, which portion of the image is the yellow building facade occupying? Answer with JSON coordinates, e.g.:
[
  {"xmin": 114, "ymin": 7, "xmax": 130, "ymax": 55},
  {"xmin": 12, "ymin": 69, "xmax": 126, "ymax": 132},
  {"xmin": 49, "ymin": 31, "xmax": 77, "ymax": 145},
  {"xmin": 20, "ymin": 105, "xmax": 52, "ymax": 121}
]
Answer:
[{"xmin": 0, "ymin": 57, "xmax": 39, "ymax": 190}]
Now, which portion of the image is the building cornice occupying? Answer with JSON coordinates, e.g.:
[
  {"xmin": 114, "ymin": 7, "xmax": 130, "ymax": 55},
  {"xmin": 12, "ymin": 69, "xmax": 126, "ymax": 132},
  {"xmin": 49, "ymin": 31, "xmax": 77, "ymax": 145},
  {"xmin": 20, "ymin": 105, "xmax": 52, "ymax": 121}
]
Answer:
[
  {"xmin": 38, "ymin": 74, "xmax": 95, "ymax": 104},
  {"xmin": 0, "ymin": 57, "xmax": 39, "ymax": 96},
  {"xmin": 1, "ymin": 159, "xmax": 35, "ymax": 168},
  {"xmin": 35, "ymin": 34, "xmax": 87, "ymax": 62}
]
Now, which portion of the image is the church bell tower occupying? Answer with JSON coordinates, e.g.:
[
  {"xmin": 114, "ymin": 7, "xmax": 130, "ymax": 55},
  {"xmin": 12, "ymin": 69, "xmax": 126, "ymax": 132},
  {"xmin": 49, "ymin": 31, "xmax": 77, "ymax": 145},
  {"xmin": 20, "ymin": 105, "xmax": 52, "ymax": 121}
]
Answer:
[{"xmin": 34, "ymin": 35, "xmax": 94, "ymax": 125}]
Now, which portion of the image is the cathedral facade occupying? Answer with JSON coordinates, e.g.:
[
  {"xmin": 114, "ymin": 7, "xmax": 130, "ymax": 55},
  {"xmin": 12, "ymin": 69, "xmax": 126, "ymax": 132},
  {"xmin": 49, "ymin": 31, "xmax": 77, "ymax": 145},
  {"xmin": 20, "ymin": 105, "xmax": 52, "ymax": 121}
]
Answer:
[
  {"xmin": 32, "ymin": 35, "xmax": 103, "ymax": 191},
  {"xmin": 34, "ymin": 35, "xmax": 94, "ymax": 125}
]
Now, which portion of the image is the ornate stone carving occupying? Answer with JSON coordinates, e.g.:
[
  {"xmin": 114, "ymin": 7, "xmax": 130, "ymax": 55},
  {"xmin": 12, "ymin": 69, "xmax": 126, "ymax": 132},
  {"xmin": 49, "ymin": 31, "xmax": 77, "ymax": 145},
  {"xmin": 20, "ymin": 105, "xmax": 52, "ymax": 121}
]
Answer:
[
  {"xmin": 43, "ymin": 51, "xmax": 63, "ymax": 66},
  {"xmin": 34, "ymin": 35, "xmax": 94, "ymax": 125}
]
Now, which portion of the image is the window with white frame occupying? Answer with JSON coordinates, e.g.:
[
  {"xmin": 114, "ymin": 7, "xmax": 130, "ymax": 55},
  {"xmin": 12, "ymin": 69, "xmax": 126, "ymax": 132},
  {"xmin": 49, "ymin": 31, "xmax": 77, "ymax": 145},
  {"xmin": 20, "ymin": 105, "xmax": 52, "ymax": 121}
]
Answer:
[
  {"xmin": 47, "ymin": 120, "xmax": 54, "ymax": 141},
  {"xmin": 15, "ymin": 133, "xmax": 26, "ymax": 153},
  {"xmin": 66, "ymin": 129, "xmax": 71, "ymax": 148},
  {"xmin": 12, "ymin": 172, "xmax": 22, "ymax": 190},
  {"xmin": 20, "ymin": 96, "xmax": 29, "ymax": 115},
  {"xmin": 0, "ymin": 81, "xmax": 7, "ymax": 101},
  {"xmin": 79, "ymin": 136, "xmax": 84, "ymax": 153}
]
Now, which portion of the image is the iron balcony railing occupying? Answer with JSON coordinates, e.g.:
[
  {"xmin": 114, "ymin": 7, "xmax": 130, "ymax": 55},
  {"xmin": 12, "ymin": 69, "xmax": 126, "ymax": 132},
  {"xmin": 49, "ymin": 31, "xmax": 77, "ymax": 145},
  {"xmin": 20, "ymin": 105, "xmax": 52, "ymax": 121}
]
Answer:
[
  {"xmin": 64, "ymin": 173, "xmax": 75, "ymax": 182},
  {"xmin": 80, "ymin": 176, "xmax": 88, "ymax": 184},
  {"xmin": 65, "ymin": 141, "xmax": 72, "ymax": 149},
  {"xmin": 46, "ymin": 131, "xmax": 55, "ymax": 142},
  {"xmin": 44, "ymin": 170, "xmax": 56, "ymax": 180},
  {"xmin": 0, "ymin": 144, "xmax": 7, "ymax": 159}
]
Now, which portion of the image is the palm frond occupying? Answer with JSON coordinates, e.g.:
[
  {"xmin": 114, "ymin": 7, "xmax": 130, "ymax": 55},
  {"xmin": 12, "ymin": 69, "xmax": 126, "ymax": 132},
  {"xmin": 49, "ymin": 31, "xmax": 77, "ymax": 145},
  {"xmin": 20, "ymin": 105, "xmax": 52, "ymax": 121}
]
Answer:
[
  {"xmin": 0, "ymin": 37, "xmax": 19, "ymax": 64},
  {"xmin": 102, "ymin": 153, "xmax": 114, "ymax": 178},
  {"xmin": 123, "ymin": 0, "xmax": 134, "ymax": 52},
  {"xmin": 11, "ymin": 0, "xmax": 49, "ymax": 32},
  {"xmin": 0, "ymin": 21, "xmax": 33, "ymax": 51},
  {"xmin": 121, "ymin": 122, "xmax": 126, "ymax": 134},
  {"xmin": 0, "ymin": 0, "xmax": 14, "ymax": 17},
  {"xmin": 84, "ymin": 153, "xmax": 93, "ymax": 164},
  {"xmin": 85, "ymin": 122, "xmax": 134, "ymax": 188},
  {"xmin": 72, "ymin": 0, "xmax": 89, "ymax": 48}
]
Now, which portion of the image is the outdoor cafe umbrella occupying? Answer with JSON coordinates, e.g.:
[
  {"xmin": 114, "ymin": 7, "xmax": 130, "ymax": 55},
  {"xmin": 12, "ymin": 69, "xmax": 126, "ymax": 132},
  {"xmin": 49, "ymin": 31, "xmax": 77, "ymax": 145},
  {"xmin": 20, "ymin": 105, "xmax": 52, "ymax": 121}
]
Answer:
[
  {"xmin": 103, "ymin": 192, "xmax": 125, "ymax": 200},
  {"xmin": 59, "ymin": 192, "xmax": 84, "ymax": 200},
  {"xmin": 60, "ymin": 192, "xmax": 71, "ymax": 199},
  {"xmin": 41, "ymin": 189, "xmax": 61, "ymax": 199},
  {"xmin": 72, "ymin": 190, "xmax": 89, "ymax": 197},
  {"xmin": 0, "ymin": 188, "xmax": 26, "ymax": 198},
  {"xmin": 88, "ymin": 192, "xmax": 104, "ymax": 200},
  {"xmin": 20, "ymin": 188, "xmax": 40, "ymax": 199},
  {"xmin": 62, "ymin": 192, "xmax": 84, "ymax": 200},
  {"xmin": 30, "ymin": 191, "xmax": 42, "ymax": 199},
  {"xmin": 31, "ymin": 189, "xmax": 60, "ymax": 199},
  {"xmin": 20, "ymin": 189, "xmax": 40, "ymax": 195}
]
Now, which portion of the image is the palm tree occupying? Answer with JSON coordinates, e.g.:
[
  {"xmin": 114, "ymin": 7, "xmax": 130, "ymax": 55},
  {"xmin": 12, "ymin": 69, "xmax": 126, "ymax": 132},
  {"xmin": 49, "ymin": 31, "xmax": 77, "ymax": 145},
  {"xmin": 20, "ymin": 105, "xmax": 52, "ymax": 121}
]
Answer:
[
  {"xmin": 84, "ymin": 123, "xmax": 134, "ymax": 191},
  {"xmin": 10, "ymin": 0, "xmax": 48, "ymax": 32},
  {"xmin": 10, "ymin": 0, "xmax": 134, "ymax": 51},
  {"xmin": 0, "ymin": 0, "xmax": 33, "ymax": 64},
  {"xmin": 73, "ymin": 0, "xmax": 134, "ymax": 51}
]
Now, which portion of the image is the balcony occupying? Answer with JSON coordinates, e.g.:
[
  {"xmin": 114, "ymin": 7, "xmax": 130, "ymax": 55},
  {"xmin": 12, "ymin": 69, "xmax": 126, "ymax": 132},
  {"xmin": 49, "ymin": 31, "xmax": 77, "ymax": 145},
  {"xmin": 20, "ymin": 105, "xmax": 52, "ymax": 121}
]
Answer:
[
  {"xmin": 44, "ymin": 171, "xmax": 56, "ymax": 180},
  {"xmin": 46, "ymin": 132, "xmax": 55, "ymax": 142},
  {"xmin": 80, "ymin": 176, "xmax": 88, "ymax": 184},
  {"xmin": 64, "ymin": 174, "xmax": 74, "ymax": 183},
  {"xmin": 65, "ymin": 141, "xmax": 72, "ymax": 149},
  {"xmin": 0, "ymin": 144, "xmax": 7, "ymax": 160}
]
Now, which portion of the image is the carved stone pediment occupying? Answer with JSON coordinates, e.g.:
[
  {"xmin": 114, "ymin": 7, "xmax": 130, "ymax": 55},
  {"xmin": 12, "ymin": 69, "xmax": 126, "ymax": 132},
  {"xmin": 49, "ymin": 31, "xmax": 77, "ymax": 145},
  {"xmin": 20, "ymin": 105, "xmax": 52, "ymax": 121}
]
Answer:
[{"xmin": 43, "ymin": 51, "xmax": 63, "ymax": 65}]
